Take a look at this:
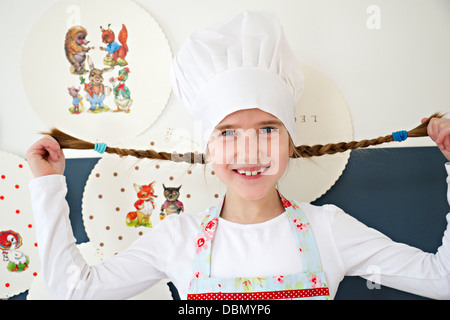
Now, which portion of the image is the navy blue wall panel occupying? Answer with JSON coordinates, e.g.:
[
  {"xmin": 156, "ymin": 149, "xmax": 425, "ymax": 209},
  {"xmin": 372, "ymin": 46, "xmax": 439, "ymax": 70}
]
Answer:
[
  {"xmin": 13, "ymin": 147, "xmax": 449, "ymax": 299},
  {"xmin": 313, "ymin": 147, "xmax": 448, "ymax": 300}
]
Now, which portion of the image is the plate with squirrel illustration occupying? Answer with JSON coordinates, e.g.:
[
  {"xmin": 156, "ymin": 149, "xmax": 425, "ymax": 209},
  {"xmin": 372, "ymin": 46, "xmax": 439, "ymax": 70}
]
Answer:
[
  {"xmin": 27, "ymin": 242, "xmax": 174, "ymax": 300},
  {"xmin": 21, "ymin": 0, "xmax": 172, "ymax": 145},
  {"xmin": 0, "ymin": 151, "xmax": 41, "ymax": 299},
  {"xmin": 81, "ymin": 133, "xmax": 226, "ymax": 258}
]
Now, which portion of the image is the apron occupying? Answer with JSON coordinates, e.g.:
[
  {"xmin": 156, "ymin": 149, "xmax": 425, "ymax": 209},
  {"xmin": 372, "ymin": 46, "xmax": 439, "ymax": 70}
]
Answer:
[{"xmin": 187, "ymin": 191, "xmax": 330, "ymax": 300}]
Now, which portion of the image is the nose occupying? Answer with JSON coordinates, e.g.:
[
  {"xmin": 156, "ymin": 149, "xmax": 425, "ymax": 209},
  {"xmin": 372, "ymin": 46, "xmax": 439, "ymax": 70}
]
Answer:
[{"xmin": 235, "ymin": 129, "xmax": 258, "ymax": 165}]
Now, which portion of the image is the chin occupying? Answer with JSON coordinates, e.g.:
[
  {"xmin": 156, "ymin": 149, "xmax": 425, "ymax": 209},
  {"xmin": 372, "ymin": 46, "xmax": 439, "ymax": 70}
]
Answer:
[{"xmin": 229, "ymin": 184, "xmax": 275, "ymax": 201}]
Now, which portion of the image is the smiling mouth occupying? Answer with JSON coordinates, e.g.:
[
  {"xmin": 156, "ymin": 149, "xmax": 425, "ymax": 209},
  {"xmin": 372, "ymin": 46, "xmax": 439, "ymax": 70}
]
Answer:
[{"xmin": 232, "ymin": 166, "xmax": 270, "ymax": 176}]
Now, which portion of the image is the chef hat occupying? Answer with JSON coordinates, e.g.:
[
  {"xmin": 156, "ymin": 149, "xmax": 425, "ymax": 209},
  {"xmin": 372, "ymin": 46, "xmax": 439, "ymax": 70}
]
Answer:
[{"xmin": 169, "ymin": 11, "xmax": 304, "ymax": 151}]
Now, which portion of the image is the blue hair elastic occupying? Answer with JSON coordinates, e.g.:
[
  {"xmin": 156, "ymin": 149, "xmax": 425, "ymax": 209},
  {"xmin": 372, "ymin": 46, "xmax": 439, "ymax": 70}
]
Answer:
[
  {"xmin": 392, "ymin": 130, "xmax": 408, "ymax": 142},
  {"xmin": 94, "ymin": 142, "xmax": 108, "ymax": 154}
]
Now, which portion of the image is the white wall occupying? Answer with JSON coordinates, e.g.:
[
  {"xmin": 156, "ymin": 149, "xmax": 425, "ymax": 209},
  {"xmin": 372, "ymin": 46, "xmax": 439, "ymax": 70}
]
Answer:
[{"xmin": 1, "ymin": 0, "xmax": 450, "ymax": 159}]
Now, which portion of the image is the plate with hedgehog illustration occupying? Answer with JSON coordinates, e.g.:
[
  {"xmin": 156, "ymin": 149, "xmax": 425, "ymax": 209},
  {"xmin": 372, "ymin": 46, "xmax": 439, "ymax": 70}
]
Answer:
[{"xmin": 21, "ymin": 0, "xmax": 172, "ymax": 145}]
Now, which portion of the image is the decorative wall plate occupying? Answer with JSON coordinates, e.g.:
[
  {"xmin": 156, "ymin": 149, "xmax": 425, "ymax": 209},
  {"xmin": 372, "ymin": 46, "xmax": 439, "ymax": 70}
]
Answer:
[
  {"xmin": 27, "ymin": 242, "xmax": 173, "ymax": 299},
  {"xmin": 278, "ymin": 64, "xmax": 354, "ymax": 202},
  {"xmin": 0, "ymin": 151, "xmax": 40, "ymax": 299},
  {"xmin": 82, "ymin": 134, "xmax": 225, "ymax": 258},
  {"xmin": 21, "ymin": 0, "xmax": 172, "ymax": 145}
]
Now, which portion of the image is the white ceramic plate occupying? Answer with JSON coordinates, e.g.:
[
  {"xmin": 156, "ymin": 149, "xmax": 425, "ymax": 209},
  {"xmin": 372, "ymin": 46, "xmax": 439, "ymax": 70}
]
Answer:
[
  {"xmin": 21, "ymin": 0, "xmax": 173, "ymax": 145},
  {"xmin": 0, "ymin": 151, "xmax": 40, "ymax": 299},
  {"xmin": 278, "ymin": 64, "xmax": 354, "ymax": 202},
  {"xmin": 82, "ymin": 134, "xmax": 225, "ymax": 258}
]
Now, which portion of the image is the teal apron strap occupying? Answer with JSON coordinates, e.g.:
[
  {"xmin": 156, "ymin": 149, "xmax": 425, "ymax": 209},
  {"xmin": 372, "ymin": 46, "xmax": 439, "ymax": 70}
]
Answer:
[
  {"xmin": 285, "ymin": 201, "xmax": 324, "ymax": 274},
  {"xmin": 191, "ymin": 198, "xmax": 223, "ymax": 278}
]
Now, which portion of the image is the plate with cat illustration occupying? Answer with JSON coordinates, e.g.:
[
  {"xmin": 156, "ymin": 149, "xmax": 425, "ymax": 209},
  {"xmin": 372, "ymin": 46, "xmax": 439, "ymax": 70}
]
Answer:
[{"xmin": 81, "ymin": 133, "xmax": 225, "ymax": 258}]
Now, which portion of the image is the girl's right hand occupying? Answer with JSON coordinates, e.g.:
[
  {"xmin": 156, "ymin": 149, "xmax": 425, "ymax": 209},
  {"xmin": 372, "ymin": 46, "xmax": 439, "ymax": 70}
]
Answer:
[{"xmin": 26, "ymin": 135, "xmax": 65, "ymax": 178}]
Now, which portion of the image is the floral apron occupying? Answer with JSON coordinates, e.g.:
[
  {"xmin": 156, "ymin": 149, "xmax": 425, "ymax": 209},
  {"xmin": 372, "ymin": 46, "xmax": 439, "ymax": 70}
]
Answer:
[{"xmin": 187, "ymin": 192, "xmax": 330, "ymax": 300}]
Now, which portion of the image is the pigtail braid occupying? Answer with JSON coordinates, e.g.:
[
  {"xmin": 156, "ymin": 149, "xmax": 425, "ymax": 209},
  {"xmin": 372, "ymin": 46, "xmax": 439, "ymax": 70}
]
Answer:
[
  {"xmin": 294, "ymin": 135, "xmax": 395, "ymax": 158},
  {"xmin": 292, "ymin": 113, "xmax": 443, "ymax": 158},
  {"xmin": 45, "ymin": 128, "xmax": 207, "ymax": 164},
  {"xmin": 44, "ymin": 113, "xmax": 443, "ymax": 162}
]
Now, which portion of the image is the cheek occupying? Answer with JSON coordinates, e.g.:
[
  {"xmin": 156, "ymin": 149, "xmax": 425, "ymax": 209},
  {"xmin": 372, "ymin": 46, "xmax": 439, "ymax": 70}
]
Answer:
[
  {"xmin": 260, "ymin": 134, "xmax": 290, "ymax": 175},
  {"xmin": 211, "ymin": 163, "xmax": 230, "ymax": 182},
  {"xmin": 259, "ymin": 133, "xmax": 287, "ymax": 157},
  {"xmin": 277, "ymin": 136, "xmax": 291, "ymax": 167}
]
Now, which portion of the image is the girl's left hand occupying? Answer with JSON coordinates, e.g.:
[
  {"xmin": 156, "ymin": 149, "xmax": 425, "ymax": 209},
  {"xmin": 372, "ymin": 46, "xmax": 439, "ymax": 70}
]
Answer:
[{"xmin": 424, "ymin": 117, "xmax": 450, "ymax": 161}]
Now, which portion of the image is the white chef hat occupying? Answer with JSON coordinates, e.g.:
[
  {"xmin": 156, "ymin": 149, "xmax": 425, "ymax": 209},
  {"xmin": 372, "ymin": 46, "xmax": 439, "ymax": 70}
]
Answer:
[{"xmin": 169, "ymin": 11, "xmax": 304, "ymax": 151}]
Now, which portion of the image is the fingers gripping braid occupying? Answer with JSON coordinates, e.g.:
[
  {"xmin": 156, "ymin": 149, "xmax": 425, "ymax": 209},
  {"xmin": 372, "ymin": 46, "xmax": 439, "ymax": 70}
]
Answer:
[{"xmin": 44, "ymin": 113, "xmax": 443, "ymax": 162}]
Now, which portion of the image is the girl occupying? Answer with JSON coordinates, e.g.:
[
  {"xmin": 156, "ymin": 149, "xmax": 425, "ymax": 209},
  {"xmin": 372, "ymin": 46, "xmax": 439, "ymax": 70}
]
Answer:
[{"xmin": 26, "ymin": 11, "xmax": 450, "ymax": 300}]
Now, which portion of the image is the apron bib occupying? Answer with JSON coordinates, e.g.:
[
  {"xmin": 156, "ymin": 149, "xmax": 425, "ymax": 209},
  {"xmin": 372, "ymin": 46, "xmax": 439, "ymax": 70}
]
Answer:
[{"xmin": 187, "ymin": 192, "xmax": 330, "ymax": 300}]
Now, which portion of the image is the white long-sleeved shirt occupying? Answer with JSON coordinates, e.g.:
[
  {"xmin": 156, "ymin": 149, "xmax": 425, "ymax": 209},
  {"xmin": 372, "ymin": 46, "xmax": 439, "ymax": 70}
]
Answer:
[{"xmin": 28, "ymin": 165, "xmax": 450, "ymax": 300}]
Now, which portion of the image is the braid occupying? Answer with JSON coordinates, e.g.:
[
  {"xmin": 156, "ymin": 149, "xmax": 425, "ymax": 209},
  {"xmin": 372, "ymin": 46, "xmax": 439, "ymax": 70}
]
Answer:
[
  {"xmin": 292, "ymin": 113, "xmax": 443, "ymax": 158},
  {"xmin": 294, "ymin": 135, "xmax": 394, "ymax": 158},
  {"xmin": 44, "ymin": 113, "xmax": 443, "ymax": 162},
  {"xmin": 45, "ymin": 128, "xmax": 207, "ymax": 164}
]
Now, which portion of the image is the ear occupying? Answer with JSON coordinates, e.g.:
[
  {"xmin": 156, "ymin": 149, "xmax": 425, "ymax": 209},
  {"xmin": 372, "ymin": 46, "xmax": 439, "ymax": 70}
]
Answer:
[
  {"xmin": 288, "ymin": 136, "xmax": 295, "ymax": 157},
  {"xmin": 133, "ymin": 183, "xmax": 142, "ymax": 192},
  {"xmin": 289, "ymin": 143, "xmax": 294, "ymax": 157},
  {"xmin": 102, "ymin": 66, "xmax": 115, "ymax": 73},
  {"xmin": 87, "ymin": 56, "xmax": 94, "ymax": 70},
  {"xmin": 177, "ymin": 185, "xmax": 182, "ymax": 191}
]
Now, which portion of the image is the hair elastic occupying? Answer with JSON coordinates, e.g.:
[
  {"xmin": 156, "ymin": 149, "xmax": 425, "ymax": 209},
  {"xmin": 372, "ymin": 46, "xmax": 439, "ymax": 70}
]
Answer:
[
  {"xmin": 392, "ymin": 130, "xmax": 408, "ymax": 142},
  {"xmin": 94, "ymin": 142, "xmax": 108, "ymax": 154}
]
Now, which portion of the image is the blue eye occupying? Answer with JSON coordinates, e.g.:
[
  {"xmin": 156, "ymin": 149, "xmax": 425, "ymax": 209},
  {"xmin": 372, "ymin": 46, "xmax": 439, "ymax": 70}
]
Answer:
[
  {"xmin": 260, "ymin": 127, "xmax": 276, "ymax": 134},
  {"xmin": 221, "ymin": 129, "xmax": 235, "ymax": 136}
]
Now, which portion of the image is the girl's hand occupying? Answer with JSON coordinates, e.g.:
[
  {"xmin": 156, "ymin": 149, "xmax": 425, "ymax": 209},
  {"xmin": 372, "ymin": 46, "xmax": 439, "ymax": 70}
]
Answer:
[
  {"xmin": 424, "ymin": 117, "xmax": 450, "ymax": 161},
  {"xmin": 26, "ymin": 135, "xmax": 65, "ymax": 178}
]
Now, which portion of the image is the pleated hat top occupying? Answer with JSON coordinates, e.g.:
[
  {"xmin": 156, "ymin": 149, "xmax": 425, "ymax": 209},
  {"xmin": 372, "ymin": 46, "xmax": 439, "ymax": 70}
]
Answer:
[{"xmin": 169, "ymin": 11, "xmax": 304, "ymax": 150}]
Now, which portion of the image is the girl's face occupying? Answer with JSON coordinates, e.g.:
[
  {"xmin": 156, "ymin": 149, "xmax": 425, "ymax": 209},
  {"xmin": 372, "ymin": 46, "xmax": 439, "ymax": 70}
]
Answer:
[{"xmin": 207, "ymin": 108, "xmax": 293, "ymax": 201}]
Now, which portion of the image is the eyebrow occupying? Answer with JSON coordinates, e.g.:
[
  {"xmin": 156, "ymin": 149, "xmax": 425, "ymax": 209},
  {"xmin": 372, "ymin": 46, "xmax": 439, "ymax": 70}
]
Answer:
[{"xmin": 215, "ymin": 120, "xmax": 284, "ymax": 131}]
